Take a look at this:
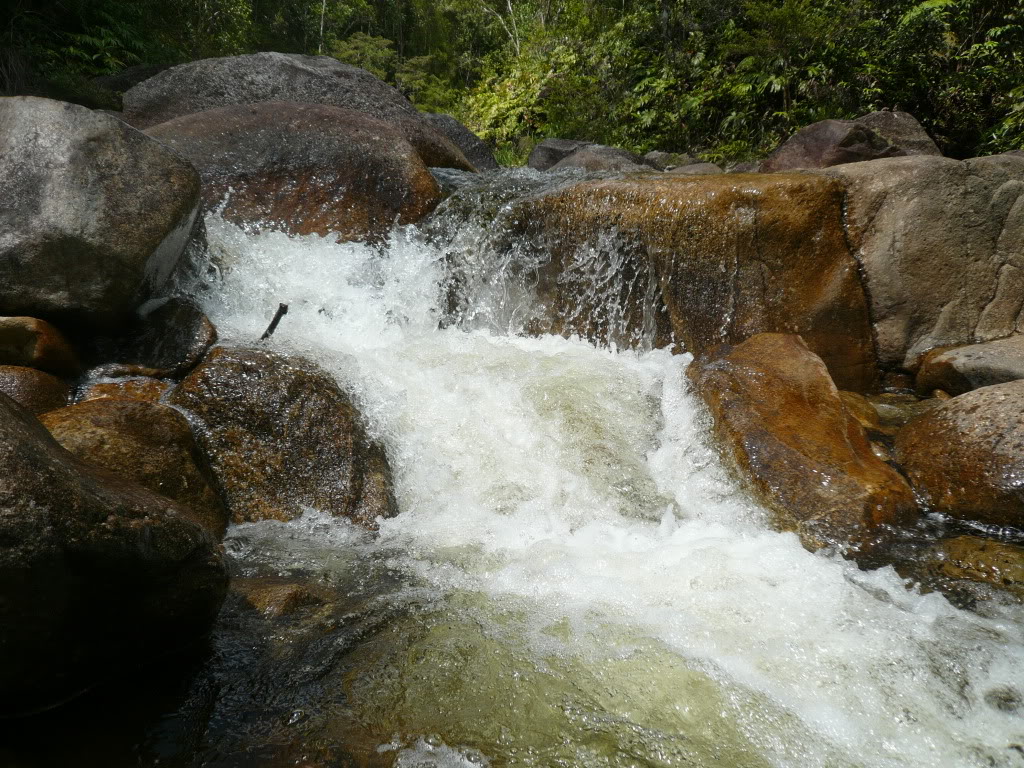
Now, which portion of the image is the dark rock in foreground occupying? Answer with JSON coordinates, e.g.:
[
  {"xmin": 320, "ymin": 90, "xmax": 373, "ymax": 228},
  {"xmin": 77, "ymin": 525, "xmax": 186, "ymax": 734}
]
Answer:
[
  {"xmin": 169, "ymin": 347, "xmax": 398, "ymax": 528},
  {"xmin": 688, "ymin": 333, "xmax": 917, "ymax": 556},
  {"xmin": 423, "ymin": 113, "xmax": 499, "ymax": 170},
  {"xmin": 0, "ymin": 393, "xmax": 227, "ymax": 715},
  {"xmin": 0, "ymin": 97, "xmax": 201, "ymax": 328}
]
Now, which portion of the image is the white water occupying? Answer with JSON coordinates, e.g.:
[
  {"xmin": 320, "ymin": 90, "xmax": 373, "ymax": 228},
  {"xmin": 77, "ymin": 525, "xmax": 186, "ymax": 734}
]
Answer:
[{"xmin": 196, "ymin": 203, "xmax": 1024, "ymax": 768}]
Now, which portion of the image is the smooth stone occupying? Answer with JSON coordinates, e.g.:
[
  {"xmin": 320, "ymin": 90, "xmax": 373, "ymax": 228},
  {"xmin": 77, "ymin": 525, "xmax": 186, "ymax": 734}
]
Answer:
[
  {"xmin": 0, "ymin": 365, "xmax": 70, "ymax": 414},
  {"xmin": 0, "ymin": 317, "xmax": 79, "ymax": 375},
  {"xmin": 916, "ymin": 335, "xmax": 1024, "ymax": 396}
]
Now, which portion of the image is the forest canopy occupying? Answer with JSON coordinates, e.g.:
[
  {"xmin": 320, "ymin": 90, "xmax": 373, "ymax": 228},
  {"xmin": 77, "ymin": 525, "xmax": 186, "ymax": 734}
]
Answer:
[{"xmin": 3, "ymin": 0, "xmax": 1022, "ymax": 162}]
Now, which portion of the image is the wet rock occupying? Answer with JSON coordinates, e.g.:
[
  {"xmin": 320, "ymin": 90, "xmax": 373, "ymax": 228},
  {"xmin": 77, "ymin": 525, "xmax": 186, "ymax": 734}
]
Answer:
[
  {"xmin": 916, "ymin": 335, "xmax": 1024, "ymax": 396},
  {"xmin": 0, "ymin": 97, "xmax": 201, "ymax": 327},
  {"xmin": 0, "ymin": 366, "xmax": 70, "ymax": 414},
  {"xmin": 231, "ymin": 577, "xmax": 331, "ymax": 619},
  {"xmin": 123, "ymin": 52, "xmax": 474, "ymax": 170},
  {"xmin": 423, "ymin": 113, "xmax": 499, "ymax": 170},
  {"xmin": 79, "ymin": 376, "xmax": 171, "ymax": 404},
  {"xmin": 0, "ymin": 393, "xmax": 227, "ymax": 715},
  {"xmin": 687, "ymin": 333, "xmax": 917, "ymax": 555},
  {"xmin": 527, "ymin": 138, "xmax": 595, "ymax": 171},
  {"xmin": 513, "ymin": 173, "xmax": 877, "ymax": 391},
  {"xmin": 41, "ymin": 399, "xmax": 228, "ymax": 539},
  {"xmin": 895, "ymin": 381, "xmax": 1024, "ymax": 527},
  {"xmin": 816, "ymin": 153, "xmax": 1024, "ymax": 369},
  {"xmin": 147, "ymin": 102, "xmax": 441, "ymax": 239},
  {"xmin": 854, "ymin": 110, "xmax": 941, "ymax": 157},
  {"xmin": 169, "ymin": 347, "xmax": 398, "ymax": 527},
  {"xmin": 838, "ymin": 391, "xmax": 883, "ymax": 434},
  {"xmin": 0, "ymin": 317, "xmax": 79, "ymax": 375},
  {"xmin": 665, "ymin": 162, "xmax": 722, "ymax": 176},
  {"xmin": 869, "ymin": 393, "xmax": 937, "ymax": 435},
  {"xmin": 548, "ymin": 145, "xmax": 648, "ymax": 173},
  {"xmin": 760, "ymin": 119, "xmax": 903, "ymax": 172},
  {"xmin": 919, "ymin": 536, "xmax": 1024, "ymax": 601},
  {"xmin": 642, "ymin": 150, "xmax": 697, "ymax": 170}
]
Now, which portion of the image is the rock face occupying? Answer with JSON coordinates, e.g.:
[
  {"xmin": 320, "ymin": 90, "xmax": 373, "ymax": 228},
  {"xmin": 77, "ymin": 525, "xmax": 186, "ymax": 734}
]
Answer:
[
  {"xmin": 423, "ymin": 113, "xmax": 499, "ymax": 170},
  {"xmin": 916, "ymin": 335, "xmax": 1024, "ymax": 396},
  {"xmin": 0, "ymin": 393, "xmax": 227, "ymax": 715},
  {"xmin": 527, "ymin": 138, "xmax": 595, "ymax": 171},
  {"xmin": 169, "ymin": 347, "xmax": 398, "ymax": 527},
  {"xmin": 147, "ymin": 102, "xmax": 441, "ymax": 239},
  {"xmin": 760, "ymin": 119, "xmax": 902, "ymax": 172},
  {"xmin": 818, "ymin": 154, "xmax": 1024, "ymax": 370},
  {"xmin": 687, "ymin": 334, "xmax": 917, "ymax": 555},
  {"xmin": 0, "ymin": 97, "xmax": 201, "ymax": 327},
  {"xmin": 0, "ymin": 366, "xmax": 70, "ymax": 414},
  {"xmin": 855, "ymin": 110, "xmax": 941, "ymax": 157},
  {"xmin": 41, "ymin": 400, "xmax": 228, "ymax": 538},
  {"xmin": 513, "ymin": 173, "xmax": 877, "ymax": 391},
  {"xmin": 0, "ymin": 317, "xmax": 79, "ymax": 375},
  {"xmin": 123, "ymin": 52, "xmax": 473, "ymax": 170},
  {"xmin": 895, "ymin": 381, "xmax": 1024, "ymax": 527},
  {"xmin": 548, "ymin": 145, "xmax": 648, "ymax": 173}
]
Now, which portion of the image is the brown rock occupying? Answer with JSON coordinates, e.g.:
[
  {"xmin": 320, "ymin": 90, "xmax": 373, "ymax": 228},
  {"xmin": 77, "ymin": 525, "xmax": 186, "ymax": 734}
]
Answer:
[
  {"xmin": 760, "ymin": 119, "xmax": 902, "ymax": 173},
  {"xmin": 79, "ymin": 376, "xmax": 170, "ymax": 403},
  {"xmin": 40, "ymin": 399, "xmax": 228, "ymax": 538},
  {"xmin": 838, "ymin": 391, "xmax": 882, "ymax": 433},
  {"xmin": 895, "ymin": 381, "xmax": 1024, "ymax": 527},
  {"xmin": 232, "ymin": 577, "xmax": 330, "ymax": 619},
  {"xmin": 169, "ymin": 347, "xmax": 398, "ymax": 527},
  {"xmin": 0, "ymin": 392, "xmax": 227, "ymax": 715},
  {"xmin": 0, "ymin": 366, "xmax": 69, "ymax": 414},
  {"xmin": 0, "ymin": 317, "xmax": 79, "ymax": 375},
  {"xmin": 687, "ymin": 333, "xmax": 917, "ymax": 555},
  {"xmin": 931, "ymin": 536, "xmax": 1024, "ymax": 598},
  {"xmin": 916, "ymin": 335, "xmax": 1024, "ymax": 396},
  {"xmin": 147, "ymin": 102, "xmax": 441, "ymax": 240}
]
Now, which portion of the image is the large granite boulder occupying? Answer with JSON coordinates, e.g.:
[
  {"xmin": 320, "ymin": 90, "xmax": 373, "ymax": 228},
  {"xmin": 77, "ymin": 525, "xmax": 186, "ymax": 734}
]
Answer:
[
  {"xmin": 687, "ymin": 334, "xmax": 917, "ymax": 556},
  {"xmin": 548, "ymin": 145, "xmax": 648, "ymax": 173},
  {"xmin": 423, "ymin": 113, "xmax": 499, "ymax": 170},
  {"xmin": 511, "ymin": 173, "xmax": 877, "ymax": 391},
  {"xmin": 760, "ymin": 119, "xmax": 903, "ymax": 172},
  {"xmin": 123, "ymin": 53, "xmax": 474, "ymax": 170},
  {"xmin": 0, "ymin": 97, "xmax": 201, "ymax": 327},
  {"xmin": 147, "ymin": 102, "xmax": 440, "ymax": 239},
  {"xmin": 169, "ymin": 347, "xmax": 398, "ymax": 527},
  {"xmin": 41, "ymin": 400, "xmax": 228, "ymax": 539},
  {"xmin": 854, "ymin": 110, "xmax": 941, "ymax": 157},
  {"xmin": 0, "ymin": 366, "xmax": 70, "ymax": 414},
  {"xmin": 527, "ymin": 138, "xmax": 595, "ymax": 171},
  {"xmin": 916, "ymin": 335, "xmax": 1024, "ymax": 396},
  {"xmin": 0, "ymin": 393, "xmax": 227, "ymax": 715},
  {"xmin": 0, "ymin": 316, "xmax": 79, "ymax": 376},
  {"xmin": 818, "ymin": 154, "xmax": 1024, "ymax": 370},
  {"xmin": 895, "ymin": 380, "xmax": 1024, "ymax": 528}
]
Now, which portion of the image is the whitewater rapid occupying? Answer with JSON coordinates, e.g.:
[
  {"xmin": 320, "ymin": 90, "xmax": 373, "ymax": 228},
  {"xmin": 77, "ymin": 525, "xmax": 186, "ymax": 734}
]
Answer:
[{"xmin": 192, "ymin": 186, "xmax": 1024, "ymax": 767}]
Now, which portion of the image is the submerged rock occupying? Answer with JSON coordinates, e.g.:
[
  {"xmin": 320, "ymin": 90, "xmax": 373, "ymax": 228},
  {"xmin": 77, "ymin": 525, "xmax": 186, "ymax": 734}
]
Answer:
[
  {"xmin": 916, "ymin": 335, "xmax": 1024, "ymax": 396},
  {"xmin": 124, "ymin": 52, "xmax": 474, "ymax": 170},
  {"xmin": 0, "ymin": 317, "xmax": 79, "ymax": 376},
  {"xmin": 423, "ymin": 113, "xmax": 499, "ymax": 170},
  {"xmin": 41, "ymin": 399, "xmax": 228, "ymax": 539},
  {"xmin": 0, "ymin": 97, "xmax": 200, "ymax": 327},
  {"xmin": 169, "ymin": 347, "xmax": 398, "ymax": 527},
  {"xmin": 147, "ymin": 102, "xmax": 441, "ymax": 239},
  {"xmin": 895, "ymin": 381, "xmax": 1024, "ymax": 528},
  {"xmin": 760, "ymin": 119, "xmax": 903, "ymax": 172},
  {"xmin": 0, "ymin": 365, "xmax": 70, "ymax": 414},
  {"xmin": 0, "ymin": 393, "xmax": 227, "ymax": 715},
  {"xmin": 527, "ymin": 138, "xmax": 595, "ymax": 170},
  {"xmin": 687, "ymin": 334, "xmax": 917, "ymax": 555}
]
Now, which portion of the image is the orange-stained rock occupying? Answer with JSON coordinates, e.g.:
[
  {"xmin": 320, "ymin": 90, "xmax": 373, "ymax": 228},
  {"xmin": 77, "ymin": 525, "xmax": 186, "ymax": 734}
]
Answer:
[
  {"xmin": 0, "ymin": 365, "xmax": 69, "ymax": 414},
  {"xmin": 0, "ymin": 316, "xmax": 79, "ymax": 375},
  {"xmin": 169, "ymin": 346, "xmax": 397, "ymax": 527},
  {"xmin": 512, "ymin": 173, "xmax": 877, "ymax": 391},
  {"xmin": 41, "ymin": 399, "xmax": 228, "ymax": 539},
  {"xmin": 916, "ymin": 335, "xmax": 1024, "ymax": 396},
  {"xmin": 80, "ymin": 376, "xmax": 171, "ymax": 403},
  {"xmin": 687, "ymin": 333, "xmax": 917, "ymax": 555},
  {"xmin": 895, "ymin": 380, "xmax": 1024, "ymax": 528},
  {"xmin": 929, "ymin": 536, "xmax": 1024, "ymax": 599}
]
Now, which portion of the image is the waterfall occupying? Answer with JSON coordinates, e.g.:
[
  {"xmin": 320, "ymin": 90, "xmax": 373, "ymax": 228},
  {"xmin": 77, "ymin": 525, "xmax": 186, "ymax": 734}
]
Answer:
[{"xmin": 190, "ymin": 170, "xmax": 1024, "ymax": 768}]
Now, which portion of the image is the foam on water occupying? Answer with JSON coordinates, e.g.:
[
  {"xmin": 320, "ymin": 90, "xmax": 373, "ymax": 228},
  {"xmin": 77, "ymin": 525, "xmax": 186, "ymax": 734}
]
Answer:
[{"xmin": 196, "ymin": 208, "xmax": 1024, "ymax": 768}]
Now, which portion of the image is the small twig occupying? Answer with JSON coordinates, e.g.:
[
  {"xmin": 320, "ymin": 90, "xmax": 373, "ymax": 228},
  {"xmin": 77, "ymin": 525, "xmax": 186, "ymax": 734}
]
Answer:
[{"xmin": 259, "ymin": 303, "xmax": 288, "ymax": 341}]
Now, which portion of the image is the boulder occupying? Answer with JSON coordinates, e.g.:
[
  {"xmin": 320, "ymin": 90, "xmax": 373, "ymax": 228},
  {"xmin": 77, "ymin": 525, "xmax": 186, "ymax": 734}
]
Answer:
[
  {"xmin": 41, "ymin": 400, "xmax": 228, "ymax": 539},
  {"xmin": 642, "ymin": 150, "xmax": 697, "ymax": 171},
  {"xmin": 511, "ymin": 173, "xmax": 877, "ymax": 390},
  {"xmin": 817, "ymin": 154, "xmax": 1024, "ymax": 369},
  {"xmin": 79, "ymin": 376, "xmax": 171, "ymax": 404},
  {"xmin": 0, "ymin": 317, "xmax": 79, "ymax": 375},
  {"xmin": 0, "ymin": 366, "xmax": 70, "ymax": 414},
  {"xmin": 855, "ymin": 110, "xmax": 941, "ymax": 157},
  {"xmin": 915, "ymin": 335, "xmax": 1024, "ymax": 396},
  {"xmin": 0, "ymin": 393, "xmax": 227, "ymax": 715},
  {"xmin": 0, "ymin": 97, "xmax": 201, "ymax": 327},
  {"xmin": 895, "ymin": 381, "xmax": 1024, "ymax": 527},
  {"xmin": 169, "ymin": 347, "xmax": 398, "ymax": 527},
  {"xmin": 423, "ymin": 113, "xmax": 499, "ymax": 170},
  {"xmin": 123, "ymin": 52, "xmax": 473, "ymax": 171},
  {"xmin": 527, "ymin": 138, "xmax": 595, "ymax": 171},
  {"xmin": 687, "ymin": 334, "xmax": 917, "ymax": 555},
  {"xmin": 548, "ymin": 144, "xmax": 648, "ymax": 173},
  {"xmin": 147, "ymin": 102, "xmax": 441, "ymax": 239},
  {"xmin": 665, "ymin": 162, "xmax": 723, "ymax": 176},
  {"xmin": 924, "ymin": 536, "xmax": 1024, "ymax": 599},
  {"xmin": 760, "ymin": 119, "xmax": 902, "ymax": 173}
]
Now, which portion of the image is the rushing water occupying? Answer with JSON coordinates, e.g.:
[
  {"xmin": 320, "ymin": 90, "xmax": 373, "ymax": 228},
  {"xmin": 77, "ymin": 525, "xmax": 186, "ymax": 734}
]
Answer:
[{"xmin": 171, "ymin": 171, "xmax": 1024, "ymax": 767}]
